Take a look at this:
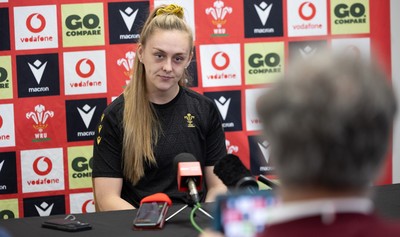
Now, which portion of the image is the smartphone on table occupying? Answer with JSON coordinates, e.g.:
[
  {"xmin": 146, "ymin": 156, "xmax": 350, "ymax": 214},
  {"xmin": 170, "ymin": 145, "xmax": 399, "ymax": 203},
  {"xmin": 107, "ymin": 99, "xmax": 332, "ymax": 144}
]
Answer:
[{"xmin": 133, "ymin": 201, "xmax": 169, "ymax": 230}]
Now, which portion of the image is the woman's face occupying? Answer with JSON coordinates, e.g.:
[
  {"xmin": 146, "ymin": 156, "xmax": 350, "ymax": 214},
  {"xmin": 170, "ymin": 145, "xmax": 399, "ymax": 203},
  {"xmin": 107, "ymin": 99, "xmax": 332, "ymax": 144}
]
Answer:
[{"xmin": 138, "ymin": 29, "xmax": 192, "ymax": 102}]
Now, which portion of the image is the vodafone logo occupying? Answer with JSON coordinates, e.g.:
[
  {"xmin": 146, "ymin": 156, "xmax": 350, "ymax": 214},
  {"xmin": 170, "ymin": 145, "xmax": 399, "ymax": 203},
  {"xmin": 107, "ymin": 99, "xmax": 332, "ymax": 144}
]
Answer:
[
  {"xmin": 299, "ymin": 2, "xmax": 316, "ymax": 21},
  {"xmin": 76, "ymin": 59, "xmax": 95, "ymax": 78},
  {"xmin": 26, "ymin": 13, "xmax": 46, "ymax": 33},
  {"xmin": 33, "ymin": 156, "xmax": 52, "ymax": 176},
  {"xmin": 212, "ymin": 52, "xmax": 230, "ymax": 70},
  {"xmin": 82, "ymin": 199, "xmax": 95, "ymax": 213},
  {"xmin": 0, "ymin": 115, "xmax": 3, "ymax": 129}
]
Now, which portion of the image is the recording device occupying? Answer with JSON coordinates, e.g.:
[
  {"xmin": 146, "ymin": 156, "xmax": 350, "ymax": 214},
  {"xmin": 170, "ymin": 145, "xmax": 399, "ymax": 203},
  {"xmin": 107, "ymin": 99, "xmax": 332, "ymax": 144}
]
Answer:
[
  {"xmin": 42, "ymin": 216, "xmax": 92, "ymax": 232},
  {"xmin": 174, "ymin": 153, "xmax": 202, "ymax": 204},
  {"xmin": 213, "ymin": 154, "xmax": 259, "ymax": 193},
  {"xmin": 213, "ymin": 190, "xmax": 278, "ymax": 237},
  {"xmin": 133, "ymin": 193, "xmax": 172, "ymax": 230}
]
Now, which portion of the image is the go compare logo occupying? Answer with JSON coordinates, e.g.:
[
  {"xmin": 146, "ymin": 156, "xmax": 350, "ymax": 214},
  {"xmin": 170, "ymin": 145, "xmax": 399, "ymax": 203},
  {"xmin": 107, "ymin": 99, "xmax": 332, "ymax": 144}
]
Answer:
[
  {"xmin": 61, "ymin": 3, "xmax": 105, "ymax": 47},
  {"xmin": 331, "ymin": 0, "xmax": 369, "ymax": 34}
]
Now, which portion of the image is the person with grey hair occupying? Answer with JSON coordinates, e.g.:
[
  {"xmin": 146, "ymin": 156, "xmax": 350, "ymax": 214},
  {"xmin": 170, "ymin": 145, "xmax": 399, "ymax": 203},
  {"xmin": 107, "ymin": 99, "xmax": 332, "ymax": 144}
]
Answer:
[{"xmin": 200, "ymin": 53, "xmax": 400, "ymax": 237}]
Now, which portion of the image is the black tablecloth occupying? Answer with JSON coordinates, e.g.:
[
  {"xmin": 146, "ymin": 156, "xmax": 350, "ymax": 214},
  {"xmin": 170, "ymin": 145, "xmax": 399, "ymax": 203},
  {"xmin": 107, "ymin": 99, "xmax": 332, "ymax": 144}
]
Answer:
[
  {"xmin": 0, "ymin": 203, "xmax": 214, "ymax": 237},
  {"xmin": 1, "ymin": 184, "xmax": 400, "ymax": 237}
]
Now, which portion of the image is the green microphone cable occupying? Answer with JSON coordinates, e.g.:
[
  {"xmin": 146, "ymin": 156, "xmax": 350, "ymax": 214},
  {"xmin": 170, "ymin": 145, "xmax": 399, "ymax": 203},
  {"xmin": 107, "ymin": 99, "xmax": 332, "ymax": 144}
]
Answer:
[{"xmin": 190, "ymin": 202, "xmax": 204, "ymax": 233}]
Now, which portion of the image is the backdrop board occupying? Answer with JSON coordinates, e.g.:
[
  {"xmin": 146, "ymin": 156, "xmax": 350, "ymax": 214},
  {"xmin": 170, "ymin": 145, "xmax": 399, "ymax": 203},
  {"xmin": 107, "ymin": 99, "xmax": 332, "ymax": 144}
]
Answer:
[{"xmin": 0, "ymin": 0, "xmax": 395, "ymax": 218}]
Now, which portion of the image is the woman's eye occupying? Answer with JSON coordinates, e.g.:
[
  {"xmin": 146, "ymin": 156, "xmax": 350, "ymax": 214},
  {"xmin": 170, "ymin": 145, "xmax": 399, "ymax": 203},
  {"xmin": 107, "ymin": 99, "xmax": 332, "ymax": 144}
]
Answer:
[{"xmin": 175, "ymin": 57, "xmax": 184, "ymax": 62}]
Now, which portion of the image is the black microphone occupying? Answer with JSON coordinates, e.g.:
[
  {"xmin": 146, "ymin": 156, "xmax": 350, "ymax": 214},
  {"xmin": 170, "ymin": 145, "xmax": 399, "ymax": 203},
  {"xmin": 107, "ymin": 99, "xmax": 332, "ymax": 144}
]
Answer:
[
  {"xmin": 174, "ymin": 153, "xmax": 202, "ymax": 205},
  {"xmin": 213, "ymin": 154, "xmax": 259, "ymax": 193}
]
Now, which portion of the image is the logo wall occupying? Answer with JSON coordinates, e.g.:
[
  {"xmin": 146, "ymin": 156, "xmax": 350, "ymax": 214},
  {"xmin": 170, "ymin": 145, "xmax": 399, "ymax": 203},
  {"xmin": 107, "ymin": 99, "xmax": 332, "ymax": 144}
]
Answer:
[
  {"xmin": 331, "ymin": 0, "xmax": 369, "ymax": 35},
  {"xmin": 288, "ymin": 40, "xmax": 327, "ymax": 62},
  {"xmin": 61, "ymin": 3, "xmax": 105, "ymax": 47},
  {"xmin": 65, "ymin": 98, "xmax": 107, "ymax": 141},
  {"xmin": 204, "ymin": 90, "xmax": 242, "ymax": 131},
  {"xmin": 249, "ymin": 135, "xmax": 273, "ymax": 175},
  {"xmin": 23, "ymin": 195, "xmax": 65, "ymax": 217},
  {"xmin": 13, "ymin": 5, "xmax": 58, "ymax": 50},
  {"xmin": 63, "ymin": 50, "xmax": 107, "ymax": 95},
  {"xmin": 331, "ymin": 37, "xmax": 371, "ymax": 61},
  {"xmin": 68, "ymin": 146, "xmax": 93, "ymax": 189},
  {"xmin": 199, "ymin": 44, "xmax": 241, "ymax": 87},
  {"xmin": 205, "ymin": 0, "xmax": 233, "ymax": 37},
  {"xmin": 0, "ymin": 104, "xmax": 16, "ymax": 147},
  {"xmin": 287, "ymin": 0, "xmax": 327, "ymax": 37},
  {"xmin": 245, "ymin": 88, "xmax": 265, "ymax": 131},
  {"xmin": 0, "ymin": 152, "xmax": 17, "ymax": 195},
  {"xmin": 0, "ymin": 8, "xmax": 11, "ymax": 51},
  {"xmin": 23, "ymin": 103, "xmax": 56, "ymax": 143},
  {"xmin": 108, "ymin": 1, "xmax": 149, "ymax": 44},
  {"xmin": 0, "ymin": 199, "xmax": 19, "ymax": 220},
  {"xmin": 245, "ymin": 42, "xmax": 284, "ymax": 84},
  {"xmin": 69, "ymin": 193, "xmax": 95, "ymax": 214},
  {"xmin": 20, "ymin": 148, "xmax": 64, "ymax": 193},
  {"xmin": 16, "ymin": 53, "xmax": 60, "ymax": 98},
  {"xmin": 244, "ymin": 0, "xmax": 283, "ymax": 38},
  {"xmin": 0, "ymin": 56, "xmax": 13, "ymax": 99}
]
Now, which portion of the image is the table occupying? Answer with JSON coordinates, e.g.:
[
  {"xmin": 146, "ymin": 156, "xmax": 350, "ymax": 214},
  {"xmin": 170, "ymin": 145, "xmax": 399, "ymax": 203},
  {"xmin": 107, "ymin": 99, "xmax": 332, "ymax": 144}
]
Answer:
[
  {"xmin": 1, "ymin": 184, "xmax": 400, "ymax": 237},
  {"xmin": 0, "ymin": 203, "xmax": 214, "ymax": 237}
]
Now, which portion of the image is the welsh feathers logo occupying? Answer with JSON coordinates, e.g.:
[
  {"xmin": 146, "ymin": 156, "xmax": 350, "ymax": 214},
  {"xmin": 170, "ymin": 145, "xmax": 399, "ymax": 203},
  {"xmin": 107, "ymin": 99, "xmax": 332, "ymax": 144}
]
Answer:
[
  {"xmin": 26, "ymin": 104, "xmax": 54, "ymax": 142},
  {"xmin": 117, "ymin": 51, "xmax": 135, "ymax": 85},
  {"xmin": 205, "ymin": 0, "xmax": 232, "ymax": 36}
]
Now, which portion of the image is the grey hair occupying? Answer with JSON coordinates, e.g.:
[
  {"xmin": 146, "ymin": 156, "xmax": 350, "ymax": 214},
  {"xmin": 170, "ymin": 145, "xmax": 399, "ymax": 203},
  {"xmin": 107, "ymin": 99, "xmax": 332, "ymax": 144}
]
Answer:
[{"xmin": 257, "ymin": 52, "xmax": 397, "ymax": 191}]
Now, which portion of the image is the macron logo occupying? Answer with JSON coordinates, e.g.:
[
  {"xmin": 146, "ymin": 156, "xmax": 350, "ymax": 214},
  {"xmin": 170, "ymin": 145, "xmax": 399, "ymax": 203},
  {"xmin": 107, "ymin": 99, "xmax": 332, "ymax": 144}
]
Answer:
[
  {"xmin": 214, "ymin": 96, "xmax": 231, "ymax": 120},
  {"xmin": 28, "ymin": 60, "xmax": 47, "ymax": 84},
  {"xmin": 35, "ymin": 202, "xmax": 54, "ymax": 216},
  {"xmin": 258, "ymin": 140, "xmax": 270, "ymax": 163},
  {"xmin": 254, "ymin": 2, "xmax": 273, "ymax": 26},
  {"xmin": 0, "ymin": 160, "xmax": 4, "ymax": 173},
  {"xmin": 77, "ymin": 104, "xmax": 96, "ymax": 129},
  {"xmin": 299, "ymin": 45, "xmax": 317, "ymax": 59},
  {"xmin": 119, "ymin": 7, "xmax": 139, "ymax": 32}
]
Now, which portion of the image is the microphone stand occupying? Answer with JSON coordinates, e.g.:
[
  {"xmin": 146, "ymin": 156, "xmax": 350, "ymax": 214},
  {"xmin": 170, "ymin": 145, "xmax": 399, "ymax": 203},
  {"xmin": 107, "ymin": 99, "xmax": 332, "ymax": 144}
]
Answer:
[{"xmin": 165, "ymin": 203, "xmax": 214, "ymax": 222}]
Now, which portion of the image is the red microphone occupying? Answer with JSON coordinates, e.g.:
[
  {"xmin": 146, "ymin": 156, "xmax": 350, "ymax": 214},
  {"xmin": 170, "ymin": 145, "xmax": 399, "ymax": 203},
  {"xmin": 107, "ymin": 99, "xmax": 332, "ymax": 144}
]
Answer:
[
  {"xmin": 174, "ymin": 153, "xmax": 202, "ymax": 204},
  {"xmin": 140, "ymin": 193, "xmax": 172, "ymax": 206},
  {"xmin": 133, "ymin": 193, "xmax": 172, "ymax": 230}
]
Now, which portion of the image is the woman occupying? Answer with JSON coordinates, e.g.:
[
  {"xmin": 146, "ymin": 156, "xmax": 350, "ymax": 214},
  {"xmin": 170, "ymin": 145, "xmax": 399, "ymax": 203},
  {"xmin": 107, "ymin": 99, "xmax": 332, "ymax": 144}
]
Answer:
[{"xmin": 92, "ymin": 4, "xmax": 227, "ymax": 211}]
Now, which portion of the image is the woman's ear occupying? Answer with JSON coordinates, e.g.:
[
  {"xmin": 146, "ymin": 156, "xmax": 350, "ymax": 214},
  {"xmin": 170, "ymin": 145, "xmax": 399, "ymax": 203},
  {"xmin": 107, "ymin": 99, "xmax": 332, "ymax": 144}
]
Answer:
[
  {"xmin": 137, "ymin": 44, "xmax": 143, "ymax": 62},
  {"xmin": 186, "ymin": 51, "xmax": 194, "ymax": 68}
]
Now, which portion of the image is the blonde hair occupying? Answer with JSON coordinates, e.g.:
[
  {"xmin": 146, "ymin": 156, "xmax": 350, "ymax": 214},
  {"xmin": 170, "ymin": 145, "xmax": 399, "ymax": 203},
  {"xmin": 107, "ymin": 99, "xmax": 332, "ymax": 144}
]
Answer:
[{"xmin": 122, "ymin": 4, "xmax": 194, "ymax": 184}]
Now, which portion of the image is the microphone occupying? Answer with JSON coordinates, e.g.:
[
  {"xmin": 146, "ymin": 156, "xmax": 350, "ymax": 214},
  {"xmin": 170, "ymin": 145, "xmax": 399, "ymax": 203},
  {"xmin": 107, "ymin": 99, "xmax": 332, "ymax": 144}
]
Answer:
[
  {"xmin": 140, "ymin": 193, "xmax": 172, "ymax": 206},
  {"xmin": 174, "ymin": 153, "xmax": 202, "ymax": 205},
  {"xmin": 213, "ymin": 154, "xmax": 259, "ymax": 193}
]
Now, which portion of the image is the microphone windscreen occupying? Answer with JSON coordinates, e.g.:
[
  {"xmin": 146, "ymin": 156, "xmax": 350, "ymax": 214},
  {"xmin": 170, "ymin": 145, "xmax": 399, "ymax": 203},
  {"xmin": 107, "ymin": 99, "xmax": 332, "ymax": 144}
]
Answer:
[
  {"xmin": 173, "ymin": 153, "xmax": 202, "ymax": 192},
  {"xmin": 140, "ymin": 193, "xmax": 172, "ymax": 206},
  {"xmin": 173, "ymin": 153, "xmax": 196, "ymax": 171},
  {"xmin": 213, "ymin": 154, "xmax": 252, "ymax": 187}
]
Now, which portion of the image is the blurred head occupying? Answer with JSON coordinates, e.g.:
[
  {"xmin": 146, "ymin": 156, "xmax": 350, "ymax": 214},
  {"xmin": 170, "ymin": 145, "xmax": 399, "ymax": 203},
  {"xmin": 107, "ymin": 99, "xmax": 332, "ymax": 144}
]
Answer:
[{"xmin": 257, "ymin": 52, "xmax": 397, "ymax": 193}]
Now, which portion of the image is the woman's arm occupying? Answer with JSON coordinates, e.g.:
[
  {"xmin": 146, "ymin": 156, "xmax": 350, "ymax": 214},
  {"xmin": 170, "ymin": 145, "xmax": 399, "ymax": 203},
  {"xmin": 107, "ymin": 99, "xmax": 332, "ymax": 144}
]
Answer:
[
  {"xmin": 204, "ymin": 166, "xmax": 227, "ymax": 202},
  {"xmin": 93, "ymin": 177, "xmax": 135, "ymax": 211}
]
